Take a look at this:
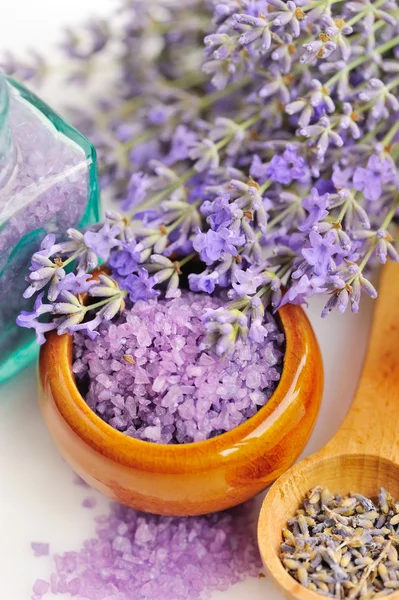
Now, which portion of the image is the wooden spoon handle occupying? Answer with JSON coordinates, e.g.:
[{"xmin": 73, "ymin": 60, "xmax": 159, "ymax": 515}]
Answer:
[{"xmin": 325, "ymin": 260, "xmax": 399, "ymax": 461}]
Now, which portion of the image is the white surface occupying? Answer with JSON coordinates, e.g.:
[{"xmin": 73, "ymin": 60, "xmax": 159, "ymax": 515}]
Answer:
[
  {"xmin": 0, "ymin": 0, "xmax": 115, "ymax": 53},
  {"xmin": 0, "ymin": 3, "xmax": 375, "ymax": 599}
]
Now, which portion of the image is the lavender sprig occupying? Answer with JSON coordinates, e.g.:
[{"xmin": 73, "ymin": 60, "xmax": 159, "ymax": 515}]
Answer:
[{"xmin": 10, "ymin": 0, "xmax": 399, "ymax": 355}]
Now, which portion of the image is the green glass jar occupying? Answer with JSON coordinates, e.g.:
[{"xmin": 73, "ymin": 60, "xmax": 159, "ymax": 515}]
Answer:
[{"xmin": 0, "ymin": 73, "xmax": 100, "ymax": 384}]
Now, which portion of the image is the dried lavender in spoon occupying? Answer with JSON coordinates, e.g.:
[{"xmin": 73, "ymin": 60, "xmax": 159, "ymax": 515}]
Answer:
[{"xmin": 280, "ymin": 487, "xmax": 399, "ymax": 599}]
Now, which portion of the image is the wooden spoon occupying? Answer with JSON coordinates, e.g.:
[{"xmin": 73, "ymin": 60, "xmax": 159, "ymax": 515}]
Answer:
[{"xmin": 258, "ymin": 260, "xmax": 399, "ymax": 600}]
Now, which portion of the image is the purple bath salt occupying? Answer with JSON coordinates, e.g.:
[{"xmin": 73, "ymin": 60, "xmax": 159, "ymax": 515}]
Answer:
[
  {"xmin": 34, "ymin": 501, "xmax": 263, "ymax": 600},
  {"xmin": 31, "ymin": 542, "xmax": 50, "ymax": 557},
  {"xmin": 82, "ymin": 496, "xmax": 97, "ymax": 509},
  {"xmin": 32, "ymin": 578, "xmax": 50, "ymax": 600},
  {"xmin": 0, "ymin": 74, "xmax": 98, "ymax": 378},
  {"xmin": 73, "ymin": 290, "xmax": 285, "ymax": 444},
  {"xmin": 74, "ymin": 474, "xmax": 90, "ymax": 488}
]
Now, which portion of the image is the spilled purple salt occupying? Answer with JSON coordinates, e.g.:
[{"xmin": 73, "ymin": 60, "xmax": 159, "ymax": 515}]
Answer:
[
  {"xmin": 74, "ymin": 474, "xmax": 90, "ymax": 488},
  {"xmin": 73, "ymin": 291, "xmax": 285, "ymax": 443},
  {"xmin": 32, "ymin": 578, "xmax": 49, "ymax": 600},
  {"xmin": 34, "ymin": 501, "xmax": 263, "ymax": 600},
  {"xmin": 31, "ymin": 542, "xmax": 50, "ymax": 557},
  {"xmin": 82, "ymin": 496, "xmax": 97, "ymax": 509}
]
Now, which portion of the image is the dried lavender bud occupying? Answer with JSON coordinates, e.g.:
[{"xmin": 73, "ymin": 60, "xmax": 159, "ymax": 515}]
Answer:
[{"xmin": 281, "ymin": 488, "xmax": 399, "ymax": 599}]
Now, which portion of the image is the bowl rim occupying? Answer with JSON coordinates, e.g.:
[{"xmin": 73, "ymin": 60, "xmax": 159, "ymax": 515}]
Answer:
[{"xmin": 39, "ymin": 301, "xmax": 319, "ymax": 471}]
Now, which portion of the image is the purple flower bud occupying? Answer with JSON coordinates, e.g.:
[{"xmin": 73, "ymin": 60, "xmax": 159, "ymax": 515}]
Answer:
[
  {"xmin": 360, "ymin": 275, "xmax": 377, "ymax": 299},
  {"xmin": 233, "ymin": 13, "xmax": 272, "ymax": 51},
  {"xmin": 337, "ymin": 288, "xmax": 349, "ymax": 314},
  {"xmin": 120, "ymin": 172, "xmax": 152, "ymax": 212},
  {"xmin": 337, "ymin": 229, "xmax": 351, "ymax": 252},
  {"xmin": 248, "ymin": 319, "xmax": 268, "ymax": 343},
  {"xmin": 189, "ymin": 139, "xmax": 220, "ymax": 172},
  {"xmin": 388, "ymin": 242, "xmax": 399, "ymax": 262},
  {"xmin": 121, "ymin": 269, "xmax": 158, "ymax": 303},
  {"xmin": 352, "ymin": 202, "xmax": 371, "ymax": 230},
  {"xmin": 350, "ymin": 279, "xmax": 361, "ymax": 314},
  {"xmin": 232, "ymin": 268, "xmax": 263, "ymax": 296},
  {"xmin": 188, "ymin": 271, "xmax": 219, "ymax": 294},
  {"xmin": 17, "ymin": 292, "xmax": 56, "ymax": 345},
  {"xmin": 83, "ymin": 221, "xmax": 121, "ymax": 261},
  {"xmin": 377, "ymin": 238, "xmax": 388, "ymax": 264},
  {"xmin": 271, "ymin": 287, "xmax": 282, "ymax": 307},
  {"xmin": 100, "ymin": 297, "xmax": 124, "ymax": 320},
  {"xmin": 321, "ymin": 293, "xmax": 339, "ymax": 318}
]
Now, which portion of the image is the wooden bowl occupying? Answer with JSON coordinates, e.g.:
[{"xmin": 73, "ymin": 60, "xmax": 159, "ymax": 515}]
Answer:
[{"xmin": 38, "ymin": 302, "xmax": 323, "ymax": 516}]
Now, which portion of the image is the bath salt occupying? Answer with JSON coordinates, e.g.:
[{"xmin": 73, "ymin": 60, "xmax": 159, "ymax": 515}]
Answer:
[
  {"xmin": 31, "ymin": 542, "xmax": 50, "ymax": 557},
  {"xmin": 0, "ymin": 75, "xmax": 98, "ymax": 379},
  {"xmin": 74, "ymin": 474, "xmax": 90, "ymax": 488},
  {"xmin": 82, "ymin": 497, "xmax": 97, "ymax": 509},
  {"xmin": 32, "ymin": 578, "xmax": 49, "ymax": 600},
  {"xmin": 34, "ymin": 501, "xmax": 263, "ymax": 600},
  {"xmin": 73, "ymin": 290, "xmax": 285, "ymax": 444}
]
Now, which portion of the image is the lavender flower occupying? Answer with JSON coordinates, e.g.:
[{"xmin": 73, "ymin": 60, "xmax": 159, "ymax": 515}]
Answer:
[
  {"xmin": 188, "ymin": 271, "xmax": 219, "ymax": 294},
  {"xmin": 23, "ymin": 255, "xmax": 65, "ymax": 300},
  {"xmin": 145, "ymin": 255, "xmax": 182, "ymax": 299},
  {"xmin": 120, "ymin": 173, "xmax": 152, "ymax": 212},
  {"xmin": 232, "ymin": 269, "xmax": 264, "ymax": 297},
  {"xmin": 353, "ymin": 155, "xmax": 396, "ymax": 202},
  {"xmin": 89, "ymin": 275, "xmax": 127, "ymax": 321},
  {"xmin": 233, "ymin": 14, "xmax": 272, "ymax": 52},
  {"xmin": 12, "ymin": 0, "xmax": 399, "ymax": 352},
  {"xmin": 301, "ymin": 37, "xmax": 337, "ymax": 64},
  {"xmin": 83, "ymin": 221, "xmax": 121, "ymax": 261},
  {"xmin": 267, "ymin": 0, "xmax": 304, "ymax": 38},
  {"xmin": 57, "ymin": 272, "xmax": 95, "ymax": 295},
  {"xmin": 53, "ymin": 291, "xmax": 87, "ymax": 333},
  {"xmin": 164, "ymin": 125, "xmax": 198, "ymax": 166},
  {"xmin": 16, "ymin": 293, "xmax": 55, "ymax": 344},
  {"xmin": 121, "ymin": 269, "xmax": 158, "ymax": 303},
  {"xmin": 202, "ymin": 308, "xmax": 248, "ymax": 356},
  {"xmin": 281, "ymin": 275, "xmax": 327, "ymax": 306},
  {"xmin": 109, "ymin": 242, "xmax": 142, "ymax": 277},
  {"xmin": 299, "ymin": 188, "xmax": 329, "ymax": 232},
  {"xmin": 62, "ymin": 228, "xmax": 99, "ymax": 274},
  {"xmin": 302, "ymin": 231, "xmax": 342, "ymax": 275},
  {"xmin": 299, "ymin": 116, "xmax": 343, "ymax": 160},
  {"xmin": 62, "ymin": 20, "xmax": 109, "ymax": 60},
  {"xmin": 266, "ymin": 147, "xmax": 309, "ymax": 185},
  {"xmin": 189, "ymin": 139, "xmax": 220, "ymax": 172},
  {"xmin": 193, "ymin": 227, "xmax": 245, "ymax": 265}
]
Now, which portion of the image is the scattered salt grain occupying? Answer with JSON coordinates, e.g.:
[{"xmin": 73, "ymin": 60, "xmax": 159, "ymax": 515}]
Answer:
[
  {"xmin": 32, "ymin": 578, "xmax": 49, "ymax": 599},
  {"xmin": 74, "ymin": 474, "xmax": 90, "ymax": 487},
  {"xmin": 82, "ymin": 496, "xmax": 97, "ymax": 509},
  {"xmin": 34, "ymin": 501, "xmax": 262, "ymax": 599},
  {"xmin": 73, "ymin": 291, "xmax": 285, "ymax": 444},
  {"xmin": 31, "ymin": 542, "xmax": 50, "ymax": 557}
]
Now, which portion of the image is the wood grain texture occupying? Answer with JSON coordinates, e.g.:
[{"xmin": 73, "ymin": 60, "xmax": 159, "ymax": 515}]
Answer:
[
  {"xmin": 38, "ymin": 302, "xmax": 323, "ymax": 516},
  {"xmin": 258, "ymin": 260, "xmax": 399, "ymax": 600}
]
